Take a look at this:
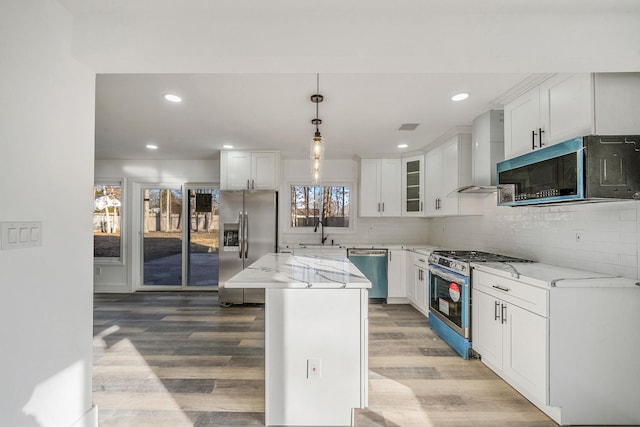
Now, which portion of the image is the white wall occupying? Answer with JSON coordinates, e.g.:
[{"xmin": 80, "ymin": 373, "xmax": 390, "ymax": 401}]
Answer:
[
  {"xmin": 0, "ymin": 1, "xmax": 97, "ymax": 426},
  {"xmin": 94, "ymin": 159, "xmax": 218, "ymax": 292},
  {"xmin": 429, "ymin": 197, "xmax": 640, "ymax": 279},
  {"xmin": 280, "ymin": 159, "xmax": 430, "ymax": 247}
]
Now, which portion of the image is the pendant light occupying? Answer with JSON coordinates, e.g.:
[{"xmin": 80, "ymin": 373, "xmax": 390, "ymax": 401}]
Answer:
[{"xmin": 310, "ymin": 74, "xmax": 325, "ymax": 184}]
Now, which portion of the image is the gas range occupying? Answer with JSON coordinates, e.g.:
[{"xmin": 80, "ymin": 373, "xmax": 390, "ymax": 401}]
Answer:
[{"xmin": 428, "ymin": 250, "xmax": 532, "ymax": 276}]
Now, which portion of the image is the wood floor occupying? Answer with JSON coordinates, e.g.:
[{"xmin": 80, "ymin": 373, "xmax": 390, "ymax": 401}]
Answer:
[{"xmin": 93, "ymin": 292, "xmax": 559, "ymax": 427}]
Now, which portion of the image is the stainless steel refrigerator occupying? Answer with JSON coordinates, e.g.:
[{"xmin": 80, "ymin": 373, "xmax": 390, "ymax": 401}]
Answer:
[{"xmin": 218, "ymin": 190, "xmax": 277, "ymax": 305}]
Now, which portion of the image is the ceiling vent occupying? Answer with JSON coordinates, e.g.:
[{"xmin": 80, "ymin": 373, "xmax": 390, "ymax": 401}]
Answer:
[{"xmin": 398, "ymin": 123, "xmax": 419, "ymax": 131}]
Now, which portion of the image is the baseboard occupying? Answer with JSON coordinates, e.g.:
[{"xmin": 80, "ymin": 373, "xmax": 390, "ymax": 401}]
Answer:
[
  {"xmin": 386, "ymin": 297, "xmax": 409, "ymax": 304},
  {"xmin": 70, "ymin": 405, "xmax": 98, "ymax": 427},
  {"xmin": 94, "ymin": 283, "xmax": 132, "ymax": 293}
]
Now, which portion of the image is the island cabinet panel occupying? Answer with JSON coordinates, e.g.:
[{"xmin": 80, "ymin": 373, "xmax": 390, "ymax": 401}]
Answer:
[{"xmin": 265, "ymin": 288, "xmax": 368, "ymax": 427}]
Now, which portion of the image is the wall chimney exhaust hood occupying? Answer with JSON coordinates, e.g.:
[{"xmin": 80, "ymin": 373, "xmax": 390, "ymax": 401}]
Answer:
[{"xmin": 453, "ymin": 110, "xmax": 504, "ymax": 196}]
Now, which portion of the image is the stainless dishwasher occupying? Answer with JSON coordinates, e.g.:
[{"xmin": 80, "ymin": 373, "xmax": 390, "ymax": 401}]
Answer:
[{"xmin": 347, "ymin": 248, "xmax": 388, "ymax": 302}]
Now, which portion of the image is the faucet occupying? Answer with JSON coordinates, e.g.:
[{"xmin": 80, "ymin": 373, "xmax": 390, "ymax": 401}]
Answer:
[{"xmin": 314, "ymin": 217, "xmax": 329, "ymax": 245}]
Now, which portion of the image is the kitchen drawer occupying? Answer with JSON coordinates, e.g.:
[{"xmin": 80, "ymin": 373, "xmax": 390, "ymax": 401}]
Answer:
[
  {"xmin": 413, "ymin": 253, "xmax": 429, "ymax": 269},
  {"xmin": 473, "ymin": 270, "xmax": 548, "ymax": 317}
]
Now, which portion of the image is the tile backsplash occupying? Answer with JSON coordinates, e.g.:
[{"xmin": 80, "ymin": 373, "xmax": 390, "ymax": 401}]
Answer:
[{"xmin": 428, "ymin": 197, "xmax": 640, "ymax": 279}]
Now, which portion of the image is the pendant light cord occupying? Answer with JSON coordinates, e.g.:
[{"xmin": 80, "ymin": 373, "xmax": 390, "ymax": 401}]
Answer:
[{"xmin": 316, "ymin": 73, "xmax": 320, "ymax": 133}]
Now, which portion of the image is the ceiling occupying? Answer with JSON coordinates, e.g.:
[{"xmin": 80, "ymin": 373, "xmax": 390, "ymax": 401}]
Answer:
[
  {"xmin": 76, "ymin": 0, "xmax": 640, "ymax": 161},
  {"xmin": 95, "ymin": 73, "xmax": 533, "ymax": 160}
]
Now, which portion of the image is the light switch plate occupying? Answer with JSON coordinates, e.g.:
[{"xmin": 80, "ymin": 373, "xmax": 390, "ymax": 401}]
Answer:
[{"xmin": 1, "ymin": 222, "xmax": 42, "ymax": 250}]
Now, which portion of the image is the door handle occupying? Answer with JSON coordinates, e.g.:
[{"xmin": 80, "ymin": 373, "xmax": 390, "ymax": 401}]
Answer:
[
  {"xmin": 238, "ymin": 211, "xmax": 243, "ymax": 259},
  {"xmin": 244, "ymin": 211, "xmax": 249, "ymax": 258},
  {"xmin": 501, "ymin": 304, "xmax": 507, "ymax": 324}
]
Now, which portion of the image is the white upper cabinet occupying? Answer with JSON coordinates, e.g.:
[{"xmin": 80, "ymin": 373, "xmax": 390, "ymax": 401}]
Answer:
[
  {"xmin": 220, "ymin": 151, "xmax": 280, "ymax": 190},
  {"xmin": 424, "ymin": 133, "xmax": 482, "ymax": 217},
  {"xmin": 359, "ymin": 158, "xmax": 401, "ymax": 217},
  {"xmin": 505, "ymin": 73, "xmax": 640, "ymax": 159},
  {"xmin": 401, "ymin": 155, "xmax": 424, "ymax": 216},
  {"xmin": 504, "ymin": 85, "xmax": 543, "ymax": 158}
]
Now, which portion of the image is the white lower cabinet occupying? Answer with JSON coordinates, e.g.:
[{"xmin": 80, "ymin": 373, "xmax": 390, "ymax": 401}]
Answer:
[
  {"xmin": 406, "ymin": 252, "xmax": 429, "ymax": 316},
  {"xmin": 472, "ymin": 285, "xmax": 547, "ymax": 405},
  {"xmin": 386, "ymin": 249, "xmax": 406, "ymax": 303},
  {"xmin": 405, "ymin": 251, "xmax": 416, "ymax": 303},
  {"xmin": 472, "ymin": 268, "xmax": 640, "ymax": 425}
]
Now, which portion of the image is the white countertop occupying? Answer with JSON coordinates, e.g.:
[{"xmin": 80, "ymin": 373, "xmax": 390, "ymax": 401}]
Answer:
[
  {"xmin": 472, "ymin": 261, "xmax": 640, "ymax": 289},
  {"xmin": 225, "ymin": 253, "xmax": 372, "ymax": 289}
]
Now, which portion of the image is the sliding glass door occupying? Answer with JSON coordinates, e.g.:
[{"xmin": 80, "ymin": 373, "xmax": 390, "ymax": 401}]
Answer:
[
  {"xmin": 140, "ymin": 185, "xmax": 219, "ymax": 289},
  {"xmin": 142, "ymin": 187, "xmax": 184, "ymax": 286},
  {"xmin": 186, "ymin": 187, "xmax": 219, "ymax": 288}
]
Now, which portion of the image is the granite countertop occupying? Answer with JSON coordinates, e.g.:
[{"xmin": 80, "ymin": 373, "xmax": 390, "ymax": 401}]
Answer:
[
  {"xmin": 472, "ymin": 261, "xmax": 640, "ymax": 289},
  {"xmin": 225, "ymin": 253, "xmax": 372, "ymax": 289}
]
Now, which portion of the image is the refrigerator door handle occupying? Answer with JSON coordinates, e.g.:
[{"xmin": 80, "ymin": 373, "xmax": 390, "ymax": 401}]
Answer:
[
  {"xmin": 244, "ymin": 211, "xmax": 249, "ymax": 258},
  {"xmin": 238, "ymin": 211, "xmax": 244, "ymax": 259}
]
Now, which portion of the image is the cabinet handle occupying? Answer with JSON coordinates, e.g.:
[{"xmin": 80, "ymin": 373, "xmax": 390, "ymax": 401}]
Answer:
[
  {"xmin": 377, "ymin": 202, "xmax": 381, "ymax": 212},
  {"xmin": 247, "ymin": 179, "xmax": 250, "ymax": 189},
  {"xmin": 382, "ymin": 202, "xmax": 385, "ymax": 212},
  {"xmin": 501, "ymin": 304, "xmax": 507, "ymax": 324},
  {"xmin": 532, "ymin": 130, "xmax": 538, "ymax": 149},
  {"xmin": 539, "ymin": 128, "xmax": 545, "ymax": 147},
  {"xmin": 420, "ymin": 201, "xmax": 423, "ymax": 212},
  {"xmin": 492, "ymin": 285, "xmax": 510, "ymax": 292},
  {"xmin": 494, "ymin": 301, "xmax": 500, "ymax": 321},
  {"xmin": 251, "ymin": 179, "xmax": 255, "ymax": 189}
]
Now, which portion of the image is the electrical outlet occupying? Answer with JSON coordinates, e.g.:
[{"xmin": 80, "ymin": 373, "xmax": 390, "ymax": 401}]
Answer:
[{"xmin": 307, "ymin": 359, "xmax": 321, "ymax": 379}]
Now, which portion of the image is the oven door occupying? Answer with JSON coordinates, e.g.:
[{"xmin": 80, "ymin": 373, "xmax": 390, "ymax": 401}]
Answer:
[{"xmin": 428, "ymin": 264, "xmax": 470, "ymax": 338}]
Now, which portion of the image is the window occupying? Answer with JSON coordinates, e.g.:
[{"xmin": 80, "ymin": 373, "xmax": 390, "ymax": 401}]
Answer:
[
  {"xmin": 94, "ymin": 182, "xmax": 122, "ymax": 260},
  {"xmin": 290, "ymin": 185, "xmax": 350, "ymax": 228}
]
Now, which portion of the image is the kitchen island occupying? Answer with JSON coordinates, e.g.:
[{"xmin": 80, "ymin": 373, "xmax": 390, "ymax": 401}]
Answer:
[{"xmin": 225, "ymin": 253, "xmax": 371, "ymax": 427}]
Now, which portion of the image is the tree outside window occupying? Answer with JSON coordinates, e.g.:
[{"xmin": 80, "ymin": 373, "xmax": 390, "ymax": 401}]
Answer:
[{"xmin": 290, "ymin": 185, "xmax": 350, "ymax": 228}]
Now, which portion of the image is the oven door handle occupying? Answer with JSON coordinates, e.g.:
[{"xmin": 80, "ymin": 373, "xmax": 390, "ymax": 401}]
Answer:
[{"xmin": 428, "ymin": 265, "xmax": 467, "ymax": 283}]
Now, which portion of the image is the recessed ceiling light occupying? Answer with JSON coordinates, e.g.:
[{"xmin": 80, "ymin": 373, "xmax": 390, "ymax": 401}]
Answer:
[
  {"xmin": 163, "ymin": 93, "xmax": 182, "ymax": 103},
  {"xmin": 146, "ymin": 144, "xmax": 158, "ymax": 150},
  {"xmin": 223, "ymin": 144, "xmax": 234, "ymax": 149},
  {"xmin": 398, "ymin": 144, "xmax": 409, "ymax": 149},
  {"xmin": 451, "ymin": 93, "xmax": 469, "ymax": 102}
]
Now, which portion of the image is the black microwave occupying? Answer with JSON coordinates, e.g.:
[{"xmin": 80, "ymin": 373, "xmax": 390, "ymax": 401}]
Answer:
[{"xmin": 497, "ymin": 135, "xmax": 640, "ymax": 206}]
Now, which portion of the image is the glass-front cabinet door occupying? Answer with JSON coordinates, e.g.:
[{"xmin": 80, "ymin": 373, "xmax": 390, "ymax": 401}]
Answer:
[{"xmin": 402, "ymin": 155, "xmax": 424, "ymax": 216}]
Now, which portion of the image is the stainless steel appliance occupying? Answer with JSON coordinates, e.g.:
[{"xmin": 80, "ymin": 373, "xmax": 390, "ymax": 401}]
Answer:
[
  {"xmin": 497, "ymin": 135, "xmax": 640, "ymax": 206},
  {"xmin": 428, "ymin": 250, "xmax": 531, "ymax": 359},
  {"xmin": 218, "ymin": 190, "xmax": 277, "ymax": 305},
  {"xmin": 347, "ymin": 248, "xmax": 388, "ymax": 301}
]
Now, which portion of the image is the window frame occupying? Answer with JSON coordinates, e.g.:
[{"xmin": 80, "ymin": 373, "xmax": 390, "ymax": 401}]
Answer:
[
  {"xmin": 286, "ymin": 181, "xmax": 354, "ymax": 234},
  {"xmin": 93, "ymin": 179, "xmax": 125, "ymax": 264}
]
